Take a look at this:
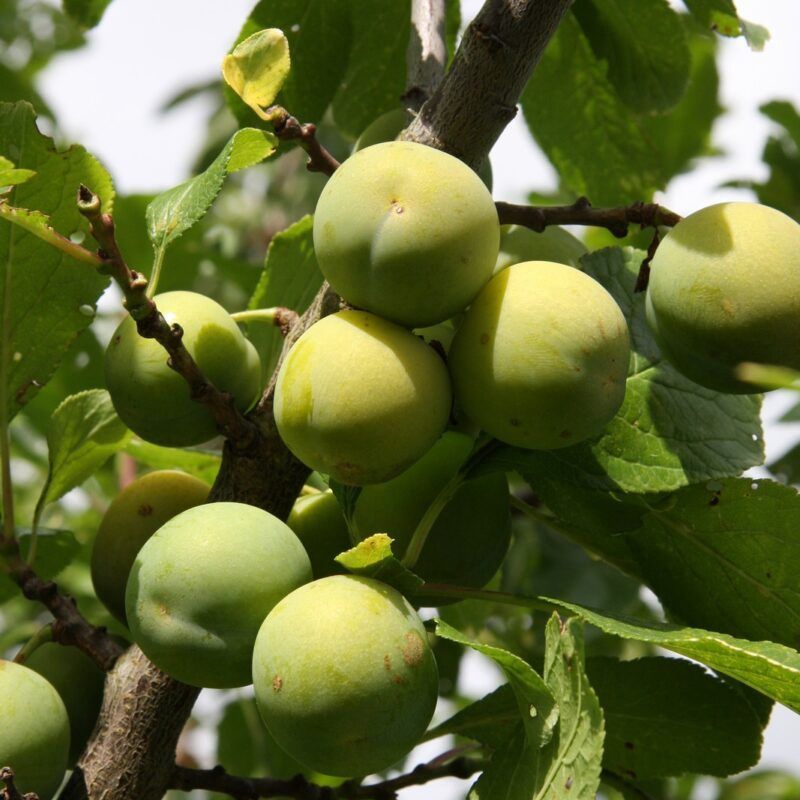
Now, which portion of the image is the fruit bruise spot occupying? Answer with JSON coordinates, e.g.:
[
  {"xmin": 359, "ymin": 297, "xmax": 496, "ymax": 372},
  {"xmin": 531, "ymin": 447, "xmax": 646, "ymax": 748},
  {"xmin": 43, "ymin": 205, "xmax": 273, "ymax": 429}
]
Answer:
[
  {"xmin": 383, "ymin": 654, "xmax": 392, "ymax": 671},
  {"xmin": 509, "ymin": 418, "xmax": 521, "ymax": 427},
  {"xmin": 401, "ymin": 631, "xmax": 425, "ymax": 667},
  {"xmin": 624, "ymin": 741, "xmax": 635, "ymax": 750},
  {"xmin": 480, "ymin": 332, "xmax": 490, "ymax": 345},
  {"xmin": 138, "ymin": 504, "xmax": 154, "ymax": 517},
  {"xmin": 392, "ymin": 674, "xmax": 406, "ymax": 685},
  {"xmin": 272, "ymin": 675, "xmax": 283, "ymax": 692},
  {"xmin": 721, "ymin": 298, "xmax": 735, "ymax": 316},
  {"xmin": 560, "ymin": 430, "xmax": 571, "ymax": 439}
]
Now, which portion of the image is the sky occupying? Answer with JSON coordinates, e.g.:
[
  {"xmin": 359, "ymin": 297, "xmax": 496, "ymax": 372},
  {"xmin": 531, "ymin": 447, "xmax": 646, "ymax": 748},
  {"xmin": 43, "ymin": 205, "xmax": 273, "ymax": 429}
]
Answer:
[{"xmin": 32, "ymin": 0, "xmax": 800, "ymax": 796}]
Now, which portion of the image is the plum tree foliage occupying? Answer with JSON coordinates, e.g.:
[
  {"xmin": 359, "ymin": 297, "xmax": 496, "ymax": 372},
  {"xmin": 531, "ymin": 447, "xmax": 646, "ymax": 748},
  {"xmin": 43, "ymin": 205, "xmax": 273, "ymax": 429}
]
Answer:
[{"xmin": 2, "ymin": 1, "xmax": 800, "ymax": 800}]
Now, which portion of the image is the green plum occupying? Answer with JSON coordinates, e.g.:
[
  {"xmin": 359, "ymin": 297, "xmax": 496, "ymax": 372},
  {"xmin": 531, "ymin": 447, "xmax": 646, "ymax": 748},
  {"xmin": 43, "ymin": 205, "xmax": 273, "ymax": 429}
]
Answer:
[
  {"xmin": 105, "ymin": 291, "xmax": 262, "ymax": 446},
  {"xmin": 449, "ymin": 261, "xmax": 630, "ymax": 449},
  {"xmin": 287, "ymin": 491, "xmax": 350, "ymax": 578},
  {"xmin": 495, "ymin": 224, "xmax": 587, "ymax": 273},
  {"xmin": 253, "ymin": 575, "xmax": 438, "ymax": 777},
  {"xmin": 26, "ymin": 643, "xmax": 107, "ymax": 764},
  {"xmin": 353, "ymin": 108, "xmax": 493, "ymax": 190},
  {"xmin": 91, "ymin": 470, "xmax": 210, "ymax": 624},
  {"xmin": 354, "ymin": 431, "xmax": 511, "ymax": 597},
  {"xmin": 274, "ymin": 310, "xmax": 452, "ymax": 485},
  {"xmin": 646, "ymin": 202, "xmax": 800, "ymax": 393},
  {"xmin": 125, "ymin": 502, "xmax": 311, "ymax": 688},
  {"xmin": 313, "ymin": 141, "xmax": 499, "ymax": 327},
  {"xmin": 0, "ymin": 660, "xmax": 70, "ymax": 799}
]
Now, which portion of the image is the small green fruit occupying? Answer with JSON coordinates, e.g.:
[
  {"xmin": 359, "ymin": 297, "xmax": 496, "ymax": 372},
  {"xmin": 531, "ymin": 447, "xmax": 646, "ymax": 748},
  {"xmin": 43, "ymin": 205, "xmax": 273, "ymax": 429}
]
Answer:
[
  {"xmin": 126, "ymin": 502, "xmax": 311, "ymax": 688},
  {"xmin": 91, "ymin": 470, "xmax": 210, "ymax": 624},
  {"xmin": 313, "ymin": 141, "xmax": 499, "ymax": 327},
  {"xmin": 105, "ymin": 291, "xmax": 262, "ymax": 446},
  {"xmin": 274, "ymin": 310, "xmax": 452, "ymax": 485},
  {"xmin": 449, "ymin": 261, "xmax": 630, "ymax": 449},
  {"xmin": 495, "ymin": 224, "xmax": 587, "ymax": 272},
  {"xmin": 646, "ymin": 202, "xmax": 800, "ymax": 393},
  {"xmin": 26, "ymin": 643, "xmax": 107, "ymax": 764},
  {"xmin": 253, "ymin": 575, "xmax": 438, "ymax": 776},
  {"xmin": 0, "ymin": 660, "xmax": 70, "ymax": 799},
  {"xmin": 287, "ymin": 491, "xmax": 350, "ymax": 578}
]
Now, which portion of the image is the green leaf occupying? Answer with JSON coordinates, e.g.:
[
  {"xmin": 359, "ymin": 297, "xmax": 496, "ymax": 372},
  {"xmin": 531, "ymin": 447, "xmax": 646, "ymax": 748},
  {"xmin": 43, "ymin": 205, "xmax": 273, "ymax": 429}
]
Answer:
[
  {"xmin": 222, "ymin": 29, "xmax": 291, "ymax": 121},
  {"xmin": 521, "ymin": 15, "xmax": 659, "ymax": 205},
  {"xmin": 247, "ymin": 215, "xmax": 323, "ymax": 376},
  {"xmin": 445, "ymin": 0, "xmax": 461, "ymax": 64},
  {"xmin": 146, "ymin": 128, "xmax": 277, "ymax": 256},
  {"xmin": 62, "ymin": 0, "xmax": 113, "ymax": 28},
  {"xmin": 0, "ymin": 527, "xmax": 80, "ymax": 602},
  {"xmin": 769, "ymin": 443, "xmax": 800, "ymax": 485},
  {"xmin": 469, "ymin": 616, "xmax": 603, "ymax": 800},
  {"xmin": 588, "ymin": 656, "xmax": 765, "ymax": 778},
  {"xmin": 41, "ymin": 389, "xmax": 130, "ymax": 506},
  {"xmin": 0, "ymin": 156, "xmax": 36, "ymax": 190},
  {"xmin": 217, "ymin": 697, "xmax": 271, "ymax": 775},
  {"xmin": 435, "ymin": 619, "xmax": 558, "ymax": 748},
  {"xmin": 123, "ymin": 438, "xmax": 221, "ymax": 485},
  {"xmin": 0, "ymin": 101, "xmax": 113, "ymax": 418},
  {"xmin": 485, "ymin": 248, "xmax": 764, "ymax": 493},
  {"xmin": 572, "ymin": 0, "xmax": 691, "ymax": 113},
  {"xmin": 335, "ymin": 534, "xmax": 424, "ymax": 596},
  {"xmin": 332, "ymin": 1, "xmax": 411, "ymax": 138},
  {"xmin": 683, "ymin": 0, "xmax": 769, "ymax": 50}
]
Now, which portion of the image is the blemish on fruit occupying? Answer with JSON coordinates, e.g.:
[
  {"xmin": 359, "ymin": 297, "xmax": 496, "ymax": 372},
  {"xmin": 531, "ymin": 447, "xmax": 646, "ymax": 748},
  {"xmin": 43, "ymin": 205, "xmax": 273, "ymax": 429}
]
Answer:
[
  {"xmin": 480, "ymin": 332, "xmax": 489, "ymax": 345},
  {"xmin": 383, "ymin": 654, "xmax": 392, "ymax": 671},
  {"xmin": 138, "ymin": 504, "xmax": 154, "ymax": 517},
  {"xmin": 401, "ymin": 631, "xmax": 425, "ymax": 667},
  {"xmin": 624, "ymin": 741, "xmax": 635, "ymax": 750},
  {"xmin": 392, "ymin": 674, "xmax": 406, "ymax": 685},
  {"xmin": 509, "ymin": 418, "xmax": 521, "ymax": 427},
  {"xmin": 272, "ymin": 675, "xmax": 283, "ymax": 692},
  {"xmin": 560, "ymin": 430, "xmax": 571, "ymax": 439}
]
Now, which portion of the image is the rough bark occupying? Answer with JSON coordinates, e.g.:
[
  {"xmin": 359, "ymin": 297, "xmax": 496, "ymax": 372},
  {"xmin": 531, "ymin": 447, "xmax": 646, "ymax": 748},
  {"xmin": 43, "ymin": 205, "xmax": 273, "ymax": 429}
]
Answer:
[{"xmin": 405, "ymin": 0, "xmax": 447, "ymax": 110}]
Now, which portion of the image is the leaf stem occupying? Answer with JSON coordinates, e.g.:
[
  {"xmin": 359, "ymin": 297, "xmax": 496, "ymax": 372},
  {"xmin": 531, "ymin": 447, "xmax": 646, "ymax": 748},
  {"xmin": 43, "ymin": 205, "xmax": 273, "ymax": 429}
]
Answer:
[
  {"xmin": 420, "ymin": 582, "xmax": 560, "ymax": 615},
  {"xmin": 13, "ymin": 622, "xmax": 53, "ymax": 664},
  {"xmin": 146, "ymin": 245, "xmax": 166, "ymax": 298},
  {"xmin": 230, "ymin": 308, "xmax": 280, "ymax": 325}
]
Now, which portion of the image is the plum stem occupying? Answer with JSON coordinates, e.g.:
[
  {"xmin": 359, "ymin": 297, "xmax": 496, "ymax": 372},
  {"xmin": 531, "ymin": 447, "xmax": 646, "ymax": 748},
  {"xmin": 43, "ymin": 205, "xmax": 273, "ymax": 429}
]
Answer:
[{"xmin": 12, "ymin": 622, "xmax": 53, "ymax": 664}]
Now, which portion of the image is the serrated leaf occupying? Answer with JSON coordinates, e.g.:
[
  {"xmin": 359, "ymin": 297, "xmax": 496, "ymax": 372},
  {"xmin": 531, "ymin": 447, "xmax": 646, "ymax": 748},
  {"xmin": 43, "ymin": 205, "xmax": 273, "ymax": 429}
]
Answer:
[
  {"xmin": 435, "ymin": 619, "xmax": 558, "ymax": 748},
  {"xmin": 469, "ymin": 616, "xmax": 603, "ymax": 800},
  {"xmin": 483, "ymin": 248, "xmax": 764, "ymax": 493},
  {"xmin": 247, "ymin": 215, "xmax": 323, "ymax": 376},
  {"xmin": 63, "ymin": 0, "xmax": 113, "ymax": 28},
  {"xmin": 42, "ymin": 389, "xmax": 130, "ymax": 506},
  {"xmin": 0, "ymin": 156, "xmax": 35, "ymax": 190},
  {"xmin": 572, "ymin": 0, "xmax": 690, "ymax": 113},
  {"xmin": 0, "ymin": 101, "xmax": 113, "ymax": 418},
  {"xmin": 124, "ymin": 438, "xmax": 221, "ymax": 485},
  {"xmin": 146, "ymin": 127, "xmax": 277, "ymax": 255},
  {"xmin": 588, "ymin": 656, "xmax": 765, "ymax": 778},
  {"xmin": 521, "ymin": 15, "xmax": 659, "ymax": 205},
  {"xmin": 222, "ymin": 29, "xmax": 291, "ymax": 121},
  {"xmin": 335, "ymin": 533, "xmax": 423, "ymax": 596},
  {"xmin": 0, "ymin": 527, "xmax": 79, "ymax": 602}
]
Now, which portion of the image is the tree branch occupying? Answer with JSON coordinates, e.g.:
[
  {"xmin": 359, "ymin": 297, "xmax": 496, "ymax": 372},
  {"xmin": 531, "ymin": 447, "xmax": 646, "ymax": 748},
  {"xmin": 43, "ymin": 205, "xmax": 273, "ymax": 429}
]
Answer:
[
  {"xmin": 401, "ymin": 0, "xmax": 572, "ymax": 168},
  {"xmin": 404, "ymin": 0, "xmax": 447, "ymax": 111},
  {"xmin": 1, "ymin": 767, "xmax": 36, "ymax": 800},
  {"xmin": 267, "ymin": 107, "xmax": 340, "ymax": 176},
  {"xmin": 170, "ymin": 747, "xmax": 482, "ymax": 800},
  {"xmin": 77, "ymin": 186, "xmax": 261, "ymax": 451}
]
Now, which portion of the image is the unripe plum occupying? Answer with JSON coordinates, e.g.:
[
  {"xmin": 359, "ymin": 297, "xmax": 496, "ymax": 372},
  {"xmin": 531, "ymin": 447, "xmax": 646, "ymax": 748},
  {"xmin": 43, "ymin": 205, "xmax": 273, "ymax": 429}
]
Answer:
[
  {"xmin": 495, "ymin": 224, "xmax": 587, "ymax": 273},
  {"xmin": 252, "ymin": 575, "xmax": 438, "ymax": 776},
  {"xmin": 105, "ymin": 291, "xmax": 262, "ymax": 446},
  {"xmin": 287, "ymin": 490, "xmax": 350, "ymax": 578},
  {"xmin": 646, "ymin": 202, "xmax": 800, "ymax": 393},
  {"xmin": 274, "ymin": 310, "xmax": 452, "ymax": 485},
  {"xmin": 0, "ymin": 660, "xmax": 70, "ymax": 799},
  {"xmin": 125, "ymin": 502, "xmax": 311, "ymax": 688},
  {"xmin": 313, "ymin": 141, "xmax": 499, "ymax": 327},
  {"xmin": 354, "ymin": 431, "xmax": 511, "ymax": 596},
  {"xmin": 26, "ymin": 643, "xmax": 106, "ymax": 764},
  {"xmin": 353, "ymin": 108, "xmax": 493, "ymax": 190},
  {"xmin": 91, "ymin": 470, "xmax": 210, "ymax": 624},
  {"xmin": 449, "ymin": 261, "xmax": 630, "ymax": 449}
]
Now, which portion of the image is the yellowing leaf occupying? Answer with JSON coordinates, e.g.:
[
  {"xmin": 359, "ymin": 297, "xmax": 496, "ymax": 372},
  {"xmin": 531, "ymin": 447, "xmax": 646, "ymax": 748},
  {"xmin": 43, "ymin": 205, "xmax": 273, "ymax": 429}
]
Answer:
[{"xmin": 222, "ymin": 28, "xmax": 290, "ymax": 120}]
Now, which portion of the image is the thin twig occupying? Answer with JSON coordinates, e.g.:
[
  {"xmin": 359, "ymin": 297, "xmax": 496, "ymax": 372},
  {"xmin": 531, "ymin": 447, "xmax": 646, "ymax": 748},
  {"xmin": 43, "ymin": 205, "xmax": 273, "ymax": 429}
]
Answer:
[
  {"xmin": 0, "ymin": 768, "xmax": 32, "ymax": 800},
  {"xmin": 266, "ymin": 107, "xmax": 340, "ymax": 176},
  {"xmin": 77, "ymin": 185, "xmax": 261, "ymax": 450},
  {"xmin": 404, "ymin": 0, "xmax": 447, "ymax": 111}
]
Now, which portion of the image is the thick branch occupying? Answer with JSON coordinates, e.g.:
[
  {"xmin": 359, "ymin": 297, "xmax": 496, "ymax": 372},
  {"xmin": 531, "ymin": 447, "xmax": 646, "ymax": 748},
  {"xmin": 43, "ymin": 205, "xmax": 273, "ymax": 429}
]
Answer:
[
  {"xmin": 404, "ymin": 0, "xmax": 447, "ymax": 110},
  {"xmin": 77, "ymin": 186, "xmax": 260, "ymax": 450},
  {"xmin": 267, "ymin": 107, "xmax": 340, "ymax": 176},
  {"xmin": 401, "ymin": 0, "xmax": 572, "ymax": 168},
  {"xmin": 496, "ymin": 197, "xmax": 682, "ymax": 238}
]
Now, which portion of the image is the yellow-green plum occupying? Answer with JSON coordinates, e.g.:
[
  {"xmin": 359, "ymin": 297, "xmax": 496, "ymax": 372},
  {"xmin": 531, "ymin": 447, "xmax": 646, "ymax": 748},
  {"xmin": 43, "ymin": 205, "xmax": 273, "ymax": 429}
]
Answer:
[
  {"xmin": 0, "ymin": 660, "xmax": 70, "ymax": 799},
  {"xmin": 91, "ymin": 470, "xmax": 210, "ymax": 624},
  {"xmin": 105, "ymin": 291, "xmax": 262, "ymax": 446},
  {"xmin": 449, "ymin": 261, "xmax": 630, "ymax": 449},
  {"xmin": 353, "ymin": 108, "xmax": 493, "ymax": 190},
  {"xmin": 287, "ymin": 491, "xmax": 350, "ymax": 578},
  {"xmin": 354, "ymin": 431, "xmax": 511, "ymax": 598},
  {"xmin": 26, "ymin": 643, "xmax": 108, "ymax": 764},
  {"xmin": 253, "ymin": 575, "xmax": 438, "ymax": 776},
  {"xmin": 313, "ymin": 141, "xmax": 499, "ymax": 327},
  {"xmin": 495, "ymin": 224, "xmax": 587, "ymax": 273},
  {"xmin": 125, "ymin": 502, "xmax": 311, "ymax": 688},
  {"xmin": 274, "ymin": 310, "xmax": 452, "ymax": 485},
  {"xmin": 646, "ymin": 202, "xmax": 800, "ymax": 393}
]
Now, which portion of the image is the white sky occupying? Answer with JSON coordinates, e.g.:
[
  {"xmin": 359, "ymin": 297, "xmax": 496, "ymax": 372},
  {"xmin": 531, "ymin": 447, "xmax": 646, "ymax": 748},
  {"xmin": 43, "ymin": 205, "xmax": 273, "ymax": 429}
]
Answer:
[{"xmin": 35, "ymin": 0, "xmax": 800, "ymax": 796}]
